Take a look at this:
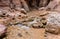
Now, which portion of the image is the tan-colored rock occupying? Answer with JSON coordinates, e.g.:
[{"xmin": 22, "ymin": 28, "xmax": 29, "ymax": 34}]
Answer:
[
  {"xmin": 5, "ymin": 25, "xmax": 31, "ymax": 39},
  {"xmin": 0, "ymin": 17, "xmax": 11, "ymax": 25},
  {"xmin": 4, "ymin": 25, "xmax": 45, "ymax": 39}
]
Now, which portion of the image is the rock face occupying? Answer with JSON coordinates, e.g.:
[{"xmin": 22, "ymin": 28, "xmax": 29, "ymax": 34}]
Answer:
[
  {"xmin": 0, "ymin": 0, "xmax": 50, "ymax": 11},
  {"xmin": 0, "ymin": 0, "xmax": 60, "ymax": 12},
  {"xmin": 45, "ymin": 11, "xmax": 60, "ymax": 34}
]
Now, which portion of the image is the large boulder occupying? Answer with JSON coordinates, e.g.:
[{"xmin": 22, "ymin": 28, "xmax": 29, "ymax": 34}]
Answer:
[{"xmin": 45, "ymin": 11, "xmax": 60, "ymax": 34}]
